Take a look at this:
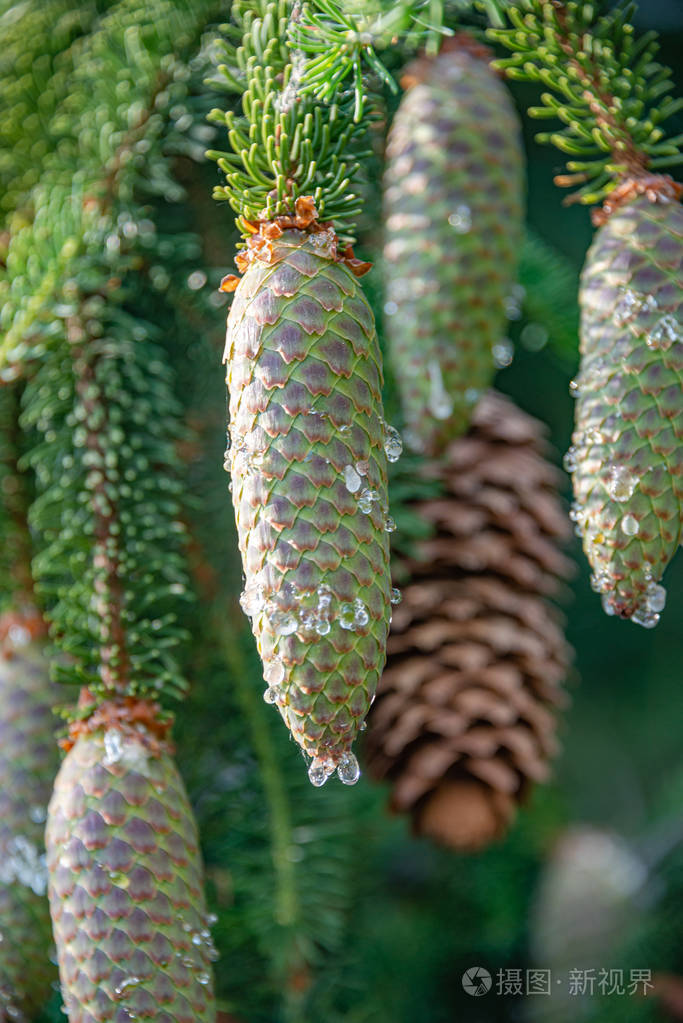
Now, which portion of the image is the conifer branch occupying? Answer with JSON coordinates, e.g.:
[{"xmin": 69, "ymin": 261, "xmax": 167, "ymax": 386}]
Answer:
[
  {"xmin": 487, "ymin": 1, "xmax": 683, "ymax": 209},
  {"xmin": 207, "ymin": 0, "xmax": 442, "ymax": 242}
]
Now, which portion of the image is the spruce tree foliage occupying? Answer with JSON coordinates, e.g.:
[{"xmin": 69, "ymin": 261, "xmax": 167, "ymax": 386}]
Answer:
[{"xmin": 487, "ymin": 0, "xmax": 683, "ymax": 206}]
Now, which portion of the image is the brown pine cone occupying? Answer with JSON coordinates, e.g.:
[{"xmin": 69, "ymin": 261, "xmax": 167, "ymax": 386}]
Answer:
[{"xmin": 365, "ymin": 392, "xmax": 573, "ymax": 851}]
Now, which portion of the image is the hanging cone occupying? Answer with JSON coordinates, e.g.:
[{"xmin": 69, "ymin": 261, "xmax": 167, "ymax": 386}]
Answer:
[
  {"xmin": 366, "ymin": 393, "xmax": 573, "ymax": 851},
  {"xmin": 46, "ymin": 713, "xmax": 217, "ymax": 1023},
  {"xmin": 0, "ymin": 613, "xmax": 58, "ymax": 1022},
  {"xmin": 224, "ymin": 218, "xmax": 394, "ymax": 784},
  {"xmin": 569, "ymin": 189, "xmax": 683, "ymax": 625},
  {"xmin": 383, "ymin": 36, "xmax": 525, "ymax": 456}
]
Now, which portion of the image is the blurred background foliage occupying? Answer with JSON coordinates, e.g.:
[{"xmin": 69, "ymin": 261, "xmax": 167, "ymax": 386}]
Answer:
[{"xmin": 1, "ymin": 0, "xmax": 681, "ymax": 1021}]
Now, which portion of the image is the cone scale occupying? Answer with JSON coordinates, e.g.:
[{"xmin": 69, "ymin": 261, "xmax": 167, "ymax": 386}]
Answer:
[
  {"xmin": 46, "ymin": 726, "xmax": 217, "ymax": 1023},
  {"xmin": 569, "ymin": 195, "xmax": 683, "ymax": 624},
  {"xmin": 224, "ymin": 228, "xmax": 393, "ymax": 782},
  {"xmin": 0, "ymin": 632, "xmax": 58, "ymax": 1022},
  {"xmin": 383, "ymin": 41, "xmax": 525, "ymax": 455}
]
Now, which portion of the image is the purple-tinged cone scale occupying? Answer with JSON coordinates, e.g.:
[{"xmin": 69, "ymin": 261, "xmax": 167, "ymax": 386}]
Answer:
[
  {"xmin": 0, "ymin": 640, "xmax": 58, "ymax": 1022},
  {"xmin": 224, "ymin": 229, "xmax": 393, "ymax": 784},
  {"xmin": 46, "ymin": 730, "xmax": 216, "ymax": 1023},
  {"xmin": 569, "ymin": 196, "xmax": 683, "ymax": 624}
]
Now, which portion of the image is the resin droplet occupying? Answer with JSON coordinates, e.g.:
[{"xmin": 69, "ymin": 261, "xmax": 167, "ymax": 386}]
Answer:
[
  {"xmin": 384, "ymin": 424, "xmax": 403, "ymax": 463},
  {"xmin": 384, "ymin": 516, "xmax": 397, "ymax": 533},
  {"xmin": 646, "ymin": 582, "xmax": 666, "ymax": 613},
  {"xmin": 308, "ymin": 758, "xmax": 332, "ymax": 787},
  {"xmin": 390, "ymin": 587, "xmax": 402, "ymax": 605},
  {"xmin": 646, "ymin": 313, "xmax": 680, "ymax": 351},
  {"xmin": 338, "ymin": 603, "xmax": 357, "ymax": 630},
  {"xmin": 263, "ymin": 685, "xmax": 283, "ymax": 705},
  {"xmin": 337, "ymin": 751, "xmax": 360, "ymax": 786},
  {"xmin": 562, "ymin": 447, "xmax": 577, "ymax": 473},
  {"xmin": 606, "ymin": 466, "xmax": 637, "ymax": 502},
  {"xmin": 427, "ymin": 359, "xmax": 454, "ymax": 420},
  {"xmin": 358, "ymin": 489, "xmax": 378, "ymax": 514},
  {"xmin": 352, "ymin": 597, "xmax": 369, "ymax": 628},
  {"xmin": 621, "ymin": 514, "xmax": 639, "ymax": 536},
  {"xmin": 631, "ymin": 606, "xmax": 660, "ymax": 629},
  {"xmin": 492, "ymin": 338, "xmax": 514, "ymax": 368},
  {"xmin": 344, "ymin": 464, "xmax": 362, "ymax": 493},
  {"xmin": 448, "ymin": 204, "xmax": 471, "ymax": 233}
]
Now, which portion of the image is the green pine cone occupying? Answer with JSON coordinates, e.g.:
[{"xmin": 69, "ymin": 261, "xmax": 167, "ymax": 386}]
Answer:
[
  {"xmin": 225, "ymin": 229, "xmax": 393, "ymax": 784},
  {"xmin": 570, "ymin": 196, "xmax": 683, "ymax": 624},
  {"xmin": 46, "ymin": 730, "xmax": 217, "ymax": 1023},
  {"xmin": 0, "ymin": 639, "xmax": 58, "ymax": 1021},
  {"xmin": 383, "ymin": 43, "xmax": 525, "ymax": 455}
]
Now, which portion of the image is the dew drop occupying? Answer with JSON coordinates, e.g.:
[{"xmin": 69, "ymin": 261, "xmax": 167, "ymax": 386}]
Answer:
[
  {"xmin": 384, "ymin": 516, "xmax": 397, "ymax": 533},
  {"xmin": 621, "ymin": 514, "xmax": 639, "ymax": 536},
  {"xmin": 568, "ymin": 378, "xmax": 582, "ymax": 398},
  {"xmin": 390, "ymin": 587, "xmax": 402, "ymax": 605},
  {"xmin": 314, "ymin": 618, "xmax": 331, "ymax": 636},
  {"xmin": 384, "ymin": 301, "xmax": 398, "ymax": 316},
  {"xmin": 337, "ymin": 751, "xmax": 361, "ymax": 785}
]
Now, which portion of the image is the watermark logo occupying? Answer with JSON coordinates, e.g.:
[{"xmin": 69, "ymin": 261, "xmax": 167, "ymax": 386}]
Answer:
[{"xmin": 462, "ymin": 967, "xmax": 492, "ymax": 997}]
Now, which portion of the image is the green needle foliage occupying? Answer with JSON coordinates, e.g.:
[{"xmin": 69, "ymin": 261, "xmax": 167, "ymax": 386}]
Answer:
[
  {"xmin": 207, "ymin": 0, "xmax": 446, "ymax": 241},
  {"xmin": 0, "ymin": 0, "xmax": 222, "ymax": 707},
  {"xmin": 21, "ymin": 286, "xmax": 191, "ymax": 700},
  {"xmin": 487, "ymin": 1, "xmax": 683, "ymax": 204},
  {"xmin": 0, "ymin": 0, "xmax": 220, "ymax": 373},
  {"xmin": 0, "ymin": 0, "xmax": 108, "ymax": 225}
]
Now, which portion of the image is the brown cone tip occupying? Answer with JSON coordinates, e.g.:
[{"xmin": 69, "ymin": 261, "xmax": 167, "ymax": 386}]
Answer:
[
  {"xmin": 412, "ymin": 779, "xmax": 516, "ymax": 852},
  {"xmin": 365, "ymin": 392, "xmax": 573, "ymax": 852}
]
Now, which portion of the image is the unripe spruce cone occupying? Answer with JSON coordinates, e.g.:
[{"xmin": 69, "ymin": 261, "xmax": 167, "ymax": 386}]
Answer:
[
  {"xmin": 383, "ymin": 35, "xmax": 524, "ymax": 455},
  {"xmin": 46, "ymin": 709, "xmax": 217, "ymax": 1023},
  {"xmin": 223, "ymin": 207, "xmax": 397, "ymax": 786},
  {"xmin": 568, "ymin": 186, "xmax": 683, "ymax": 625},
  {"xmin": 0, "ymin": 614, "xmax": 58, "ymax": 1022},
  {"xmin": 365, "ymin": 393, "xmax": 572, "ymax": 851}
]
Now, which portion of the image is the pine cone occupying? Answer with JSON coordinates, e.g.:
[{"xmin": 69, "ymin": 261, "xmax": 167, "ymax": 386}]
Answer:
[
  {"xmin": 46, "ymin": 727, "xmax": 217, "ymax": 1023},
  {"xmin": 225, "ymin": 227, "xmax": 393, "ymax": 784},
  {"xmin": 569, "ymin": 193, "xmax": 683, "ymax": 625},
  {"xmin": 366, "ymin": 393, "xmax": 572, "ymax": 851},
  {"xmin": 0, "ymin": 629, "xmax": 58, "ymax": 1021},
  {"xmin": 383, "ymin": 38, "xmax": 524, "ymax": 455}
]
